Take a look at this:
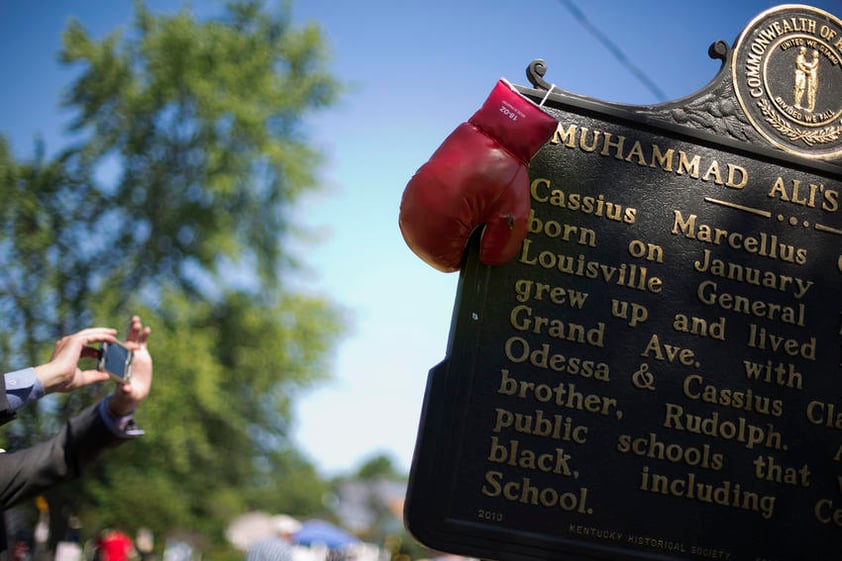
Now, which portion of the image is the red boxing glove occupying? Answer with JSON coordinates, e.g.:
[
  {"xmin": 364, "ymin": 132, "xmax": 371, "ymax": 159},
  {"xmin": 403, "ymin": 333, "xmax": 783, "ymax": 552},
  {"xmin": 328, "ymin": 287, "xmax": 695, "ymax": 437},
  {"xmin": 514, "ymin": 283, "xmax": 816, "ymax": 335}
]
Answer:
[{"xmin": 399, "ymin": 79, "xmax": 558, "ymax": 272}]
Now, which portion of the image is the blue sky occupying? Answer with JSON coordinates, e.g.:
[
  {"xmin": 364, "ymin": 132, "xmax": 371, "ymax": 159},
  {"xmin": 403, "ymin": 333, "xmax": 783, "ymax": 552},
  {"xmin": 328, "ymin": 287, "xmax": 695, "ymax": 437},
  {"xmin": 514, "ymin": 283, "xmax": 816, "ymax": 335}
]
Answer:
[{"xmin": 1, "ymin": 0, "xmax": 840, "ymax": 476}]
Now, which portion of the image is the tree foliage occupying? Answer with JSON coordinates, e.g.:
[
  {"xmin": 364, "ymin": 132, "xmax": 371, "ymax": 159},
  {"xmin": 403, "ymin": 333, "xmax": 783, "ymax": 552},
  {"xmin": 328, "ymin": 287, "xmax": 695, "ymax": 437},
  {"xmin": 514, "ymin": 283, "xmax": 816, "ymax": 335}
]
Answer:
[
  {"xmin": 354, "ymin": 454, "xmax": 405, "ymax": 481},
  {"xmin": 0, "ymin": 0, "xmax": 344, "ymax": 551},
  {"xmin": 60, "ymin": 0, "xmax": 338, "ymax": 296}
]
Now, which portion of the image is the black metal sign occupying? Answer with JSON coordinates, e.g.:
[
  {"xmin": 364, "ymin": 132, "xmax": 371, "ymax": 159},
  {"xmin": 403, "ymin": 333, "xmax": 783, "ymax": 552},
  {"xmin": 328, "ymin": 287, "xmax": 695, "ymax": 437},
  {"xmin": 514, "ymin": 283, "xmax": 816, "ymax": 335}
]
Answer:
[{"xmin": 405, "ymin": 5, "xmax": 842, "ymax": 561}]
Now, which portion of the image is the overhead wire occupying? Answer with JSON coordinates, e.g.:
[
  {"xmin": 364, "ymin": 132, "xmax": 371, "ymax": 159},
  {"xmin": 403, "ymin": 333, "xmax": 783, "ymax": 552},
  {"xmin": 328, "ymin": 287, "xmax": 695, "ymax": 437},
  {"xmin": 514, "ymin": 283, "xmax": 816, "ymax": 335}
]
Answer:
[{"xmin": 557, "ymin": 0, "xmax": 668, "ymax": 102}]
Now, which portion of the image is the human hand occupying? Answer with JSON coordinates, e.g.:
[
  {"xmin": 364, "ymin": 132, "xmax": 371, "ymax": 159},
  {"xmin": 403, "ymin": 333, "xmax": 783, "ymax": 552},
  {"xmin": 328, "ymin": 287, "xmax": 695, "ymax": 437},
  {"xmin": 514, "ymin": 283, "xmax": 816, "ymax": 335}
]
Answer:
[
  {"xmin": 34, "ymin": 327, "xmax": 118, "ymax": 394},
  {"xmin": 106, "ymin": 315, "xmax": 152, "ymax": 417}
]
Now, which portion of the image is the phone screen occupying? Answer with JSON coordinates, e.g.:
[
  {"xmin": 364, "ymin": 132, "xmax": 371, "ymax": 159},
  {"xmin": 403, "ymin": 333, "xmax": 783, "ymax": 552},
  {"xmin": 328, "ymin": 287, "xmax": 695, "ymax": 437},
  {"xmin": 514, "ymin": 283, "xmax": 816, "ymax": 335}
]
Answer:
[{"xmin": 102, "ymin": 342, "xmax": 133, "ymax": 382}]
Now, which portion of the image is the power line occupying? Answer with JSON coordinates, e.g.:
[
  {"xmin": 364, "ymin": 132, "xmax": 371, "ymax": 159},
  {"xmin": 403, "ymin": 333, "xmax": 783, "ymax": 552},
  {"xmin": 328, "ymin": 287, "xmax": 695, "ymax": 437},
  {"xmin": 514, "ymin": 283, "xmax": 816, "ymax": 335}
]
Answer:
[{"xmin": 557, "ymin": 0, "xmax": 668, "ymax": 102}]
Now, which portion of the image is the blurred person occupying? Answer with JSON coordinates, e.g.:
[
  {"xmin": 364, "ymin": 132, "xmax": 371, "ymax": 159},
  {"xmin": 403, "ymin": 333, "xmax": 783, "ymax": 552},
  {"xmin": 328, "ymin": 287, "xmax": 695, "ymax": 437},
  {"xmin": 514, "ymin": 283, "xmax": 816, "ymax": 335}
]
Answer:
[
  {"xmin": 0, "ymin": 316, "xmax": 153, "ymax": 557},
  {"xmin": 53, "ymin": 515, "xmax": 84, "ymax": 561},
  {"xmin": 135, "ymin": 527, "xmax": 155, "ymax": 561},
  {"xmin": 245, "ymin": 516, "xmax": 301, "ymax": 561},
  {"xmin": 10, "ymin": 533, "xmax": 29, "ymax": 561},
  {"xmin": 97, "ymin": 527, "xmax": 136, "ymax": 561}
]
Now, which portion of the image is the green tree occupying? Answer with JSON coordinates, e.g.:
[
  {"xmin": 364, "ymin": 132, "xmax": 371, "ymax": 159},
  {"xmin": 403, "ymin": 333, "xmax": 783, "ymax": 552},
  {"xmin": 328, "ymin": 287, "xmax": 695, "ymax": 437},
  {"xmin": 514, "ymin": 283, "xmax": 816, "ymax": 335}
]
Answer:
[
  {"xmin": 355, "ymin": 454, "xmax": 405, "ymax": 481},
  {"xmin": 60, "ymin": 0, "xmax": 338, "ymax": 296},
  {"xmin": 0, "ymin": 0, "xmax": 343, "ymax": 551}
]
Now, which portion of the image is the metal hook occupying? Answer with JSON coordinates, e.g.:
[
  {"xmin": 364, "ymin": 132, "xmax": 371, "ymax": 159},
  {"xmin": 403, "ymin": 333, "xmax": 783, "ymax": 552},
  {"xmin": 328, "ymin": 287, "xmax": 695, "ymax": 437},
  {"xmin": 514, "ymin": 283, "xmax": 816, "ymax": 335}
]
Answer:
[{"xmin": 526, "ymin": 59, "xmax": 553, "ymax": 91}]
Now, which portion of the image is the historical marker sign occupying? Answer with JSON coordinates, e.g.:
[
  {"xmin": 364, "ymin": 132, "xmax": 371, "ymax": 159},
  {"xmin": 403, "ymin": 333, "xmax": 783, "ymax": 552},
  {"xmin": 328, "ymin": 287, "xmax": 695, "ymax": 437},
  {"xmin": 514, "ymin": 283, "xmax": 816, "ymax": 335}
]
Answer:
[{"xmin": 404, "ymin": 5, "xmax": 842, "ymax": 561}]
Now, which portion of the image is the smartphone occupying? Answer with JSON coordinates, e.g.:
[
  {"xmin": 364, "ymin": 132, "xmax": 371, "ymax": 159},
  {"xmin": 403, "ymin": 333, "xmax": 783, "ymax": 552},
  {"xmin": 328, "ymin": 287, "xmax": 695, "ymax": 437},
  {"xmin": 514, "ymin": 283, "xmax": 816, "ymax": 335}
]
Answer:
[{"xmin": 98, "ymin": 341, "xmax": 134, "ymax": 384}]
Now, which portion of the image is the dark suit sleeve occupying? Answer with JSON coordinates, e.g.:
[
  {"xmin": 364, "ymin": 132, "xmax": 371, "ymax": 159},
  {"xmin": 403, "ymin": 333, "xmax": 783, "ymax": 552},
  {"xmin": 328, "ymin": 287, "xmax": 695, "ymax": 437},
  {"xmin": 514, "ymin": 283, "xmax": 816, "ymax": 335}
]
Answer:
[
  {"xmin": 0, "ymin": 373, "xmax": 16, "ymax": 427},
  {"xmin": 0, "ymin": 403, "xmax": 129, "ymax": 509}
]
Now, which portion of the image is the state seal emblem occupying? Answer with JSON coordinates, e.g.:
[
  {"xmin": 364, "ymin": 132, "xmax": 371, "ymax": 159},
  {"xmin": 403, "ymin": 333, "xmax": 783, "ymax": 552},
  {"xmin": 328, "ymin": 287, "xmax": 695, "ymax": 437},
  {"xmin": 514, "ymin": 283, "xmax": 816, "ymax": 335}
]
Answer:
[{"xmin": 732, "ymin": 4, "xmax": 842, "ymax": 160}]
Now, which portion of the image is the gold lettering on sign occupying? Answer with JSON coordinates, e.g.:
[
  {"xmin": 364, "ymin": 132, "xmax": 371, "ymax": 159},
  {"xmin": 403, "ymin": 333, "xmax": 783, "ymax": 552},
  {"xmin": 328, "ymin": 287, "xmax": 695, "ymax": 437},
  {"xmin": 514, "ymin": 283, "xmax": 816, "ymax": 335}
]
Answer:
[
  {"xmin": 682, "ymin": 375, "xmax": 784, "ymax": 417},
  {"xmin": 616, "ymin": 432, "xmax": 725, "ymax": 470},
  {"xmin": 814, "ymin": 499, "xmax": 842, "ymax": 527},
  {"xmin": 510, "ymin": 305, "xmax": 605, "ymax": 347},
  {"xmin": 752, "ymin": 455, "xmax": 811, "ymax": 486},
  {"xmin": 481, "ymin": 472, "xmax": 593, "ymax": 513},
  {"xmin": 531, "ymin": 178, "xmax": 637, "ymax": 224},
  {"xmin": 612, "ymin": 298, "xmax": 649, "ymax": 328},
  {"xmin": 747, "ymin": 324, "xmax": 815, "ymax": 358},
  {"xmin": 693, "ymin": 248, "xmax": 813, "ymax": 298},
  {"xmin": 806, "ymin": 401, "xmax": 842, "ymax": 430},
  {"xmin": 639, "ymin": 466, "xmax": 777, "ymax": 519},
  {"xmin": 491, "ymin": 408, "xmax": 588, "ymax": 444},
  {"xmin": 742, "ymin": 359, "xmax": 803, "ymax": 390},
  {"xmin": 549, "ymin": 125, "xmax": 749, "ymax": 190},
  {"xmin": 497, "ymin": 369, "xmax": 619, "ymax": 417},
  {"xmin": 641, "ymin": 333, "xmax": 699, "ymax": 367},
  {"xmin": 518, "ymin": 240, "xmax": 663, "ymax": 294},
  {"xmin": 672, "ymin": 210, "xmax": 808, "ymax": 265},
  {"xmin": 768, "ymin": 176, "xmax": 840, "ymax": 212},
  {"xmin": 487, "ymin": 437, "xmax": 577, "ymax": 476},
  {"xmin": 698, "ymin": 283, "xmax": 807, "ymax": 328},
  {"xmin": 528, "ymin": 209, "xmax": 598, "ymax": 246},
  {"xmin": 672, "ymin": 313, "xmax": 726, "ymax": 340},
  {"xmin": 662, "ymin": 403, "xmax": 785, "ymax": 450},
  {"xmin": 514, "ymin": 279, "xmax": 589, "ymax": 308}
]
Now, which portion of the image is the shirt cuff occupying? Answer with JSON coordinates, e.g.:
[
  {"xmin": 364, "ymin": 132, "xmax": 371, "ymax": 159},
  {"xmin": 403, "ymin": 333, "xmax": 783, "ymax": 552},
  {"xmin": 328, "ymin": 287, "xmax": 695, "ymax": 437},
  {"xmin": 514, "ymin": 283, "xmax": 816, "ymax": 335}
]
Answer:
[
  {"xmin": 4, "ymin": 368, "xmax": 45, "ymax": 412},
  {"xmin": 98, "ymin": 397, "xmax": 143, "ymax": 436}
]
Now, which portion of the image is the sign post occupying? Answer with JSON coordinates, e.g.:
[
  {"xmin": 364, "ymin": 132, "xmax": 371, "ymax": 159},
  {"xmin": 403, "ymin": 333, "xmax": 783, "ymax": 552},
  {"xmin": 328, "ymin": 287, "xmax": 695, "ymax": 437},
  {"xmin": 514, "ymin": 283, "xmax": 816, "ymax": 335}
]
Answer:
[{"xmin": 404, "ymin": 5, "xmax": 842, "ymax": 560}]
